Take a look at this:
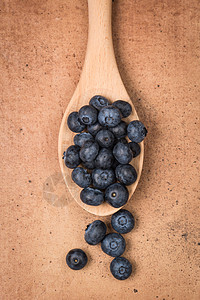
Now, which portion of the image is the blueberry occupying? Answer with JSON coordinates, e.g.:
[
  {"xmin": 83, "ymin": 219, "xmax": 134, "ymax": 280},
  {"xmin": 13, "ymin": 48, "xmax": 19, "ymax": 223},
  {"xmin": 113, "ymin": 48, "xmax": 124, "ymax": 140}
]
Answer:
[
  {"xmin": 109, "ymin": 121, "xmax": 127, "ymax": 139},
  {"xmin": 110, "ymin": 257, "xmax": 132, "ymax": 280},
  {"xmin": 129, "ymin": 142, "xmax": 141, "ymax": 158},
  {"xmin": 115, "ymin": 164, "xmax": 137, "ymax": 186},
  {"xmin": 116, "ymin": 137, "xmax": 128, "ymax": 144},
  {"xmin": 78, "ymin": 105, "xmax": 98, "ymax": 125},
  {"xmin": 98, "ymin": 105, "xmax": 122, "ymax": 127},
  {"xmin": 92, "ymin": 169, "xmax": 115, "ymax": 189},
  {"xmin": 82, "ymin": 160, "xmax": 96, "ymax": 170},
  {"xmin": 112, "ymin": 159, "xmax": 120, "ymax": 170},
  {"xmin": 101, "ymin": 233, "xmax": 126, "ymax": 257},
  {"xmin": 66, "ymin": 249, "xmax": 87, "ymax": 270},
  {"xmin": 89, "ymin": 95, "xmax": 110, "ymax": 111},
  {"xmin": 80, "ymin": 187, "xmax": 104, "ymax": 206},
  {"xmin": 79, "ymin": 141, "xmax": 99, "ymax": 162},
  {"xmin": 113, "ymin": 142, "xmax": 133, "ymax": 164},
  {"xmin": 72, "ymin": 167, "xmax": 92, "ymax": 188},
  {"xmin": 111, "ymin": 209, "xmax": 135, "ymax": 234},
  {"xmin": 63, "ymin": 145, "xmax": 81, "ymax": 169},
  {"xmin": 105, "ymin": 183, "xmax": 129, "ymax": 208},
  {"xmin": 74, "ymin": 132, "xmax": 94, "ymax": 147},
  {"xmin": 95, "ymin": 129, "xmax": 115, "ymax": 148},
  {"xmin": 127, "ymin": 120, "xmax": 147, "ymax": 143},
  {"xmin": 67, "ymin": 112, "xmax": 85, "ymax": 133},
  {"xmin": 87, "ymin": 122, "xmax": 102, "ymax": 136},
  {"xmin": 95, "ymin": 148, "xmax": 114, "ymax": 169},
  {"xmin": 85, "ymin": 220, "xmax": 107, "ymax": 245},
  {"xmin": 113, "ymin": 100, "xmax": 132, "ymax": 118}
]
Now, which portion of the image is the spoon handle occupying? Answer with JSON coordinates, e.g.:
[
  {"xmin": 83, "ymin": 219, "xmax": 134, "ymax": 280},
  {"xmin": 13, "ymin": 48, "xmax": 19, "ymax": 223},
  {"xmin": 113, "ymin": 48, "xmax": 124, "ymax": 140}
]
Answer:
[
  {"xmin": 87, "ymin": 0, "xmax": 113, "ymax": 57},
  {"xmin": 80, "ymin": 0, "xmax": 120, "ymax": 90}
]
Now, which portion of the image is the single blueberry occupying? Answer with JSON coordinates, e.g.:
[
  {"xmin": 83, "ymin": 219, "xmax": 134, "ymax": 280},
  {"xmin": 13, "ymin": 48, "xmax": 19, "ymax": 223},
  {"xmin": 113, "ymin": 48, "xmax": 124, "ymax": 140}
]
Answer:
[
  {"xmin": 105, "ymin": 183, "xmax": 129, "ymax": 208},
  {"xmin": 67, "ymin": 112, "xmax": 85, "ymax": 133},
  {"xmin": 129, "ymin": 141, "xmax": 141, "ymax": 158},
  {"xmin": 74, "ymin": 132, "xmax": 94, "ymax": 147},
  {"xmin": 78, "ymin": 105, "xmax": 98, "ymax": 125},
  {"xmin": 79, "ymin": 141, "xmax": 99, "ymax": 162},
  {"xmin": 98, "ymin": 105, "xmax": 122, "ymax": 127},
  {"xmin": 113, "ymin": 100, "xmax": 132, "ymax": 118},
  {"xmin": 115, "ymin": 164, "xmax": 137, "ymax": 186},
  {"xmin": 101, "ymin": 233, "xmax": 126, "ymax": 257},
  {"xmin": 127, "ymin": 120, "xmax": 147, "ymax": 143},
  {"xmin": 92, "ymin": 168, "xmax": 115, "ymax": 189},
  {"xmin": 63, "ymin": 145, "xmax": 81, "ymax": 169},
  {"xmin": 87, "ymin": 122, "xmax": 103, "ymax": 136},
  {"xmin": 113, "ymin": 142, "xmax": 133, "ymax": 164},
  {"xmin": 95, "ymin": 148, "xmax": 114, "ymax": 169},
  {"xmin": 66, "ymin": 249, "xmax": 87, "ymax": 270},
  {"xmin": 109, "ymin": 121, "xmax": 127, "ymax": 139},
  {"xmin": 80, "ymin": 187, "xmax": 104, "ymax": 206},
  {"xmin": 110, "ymin": 257, "xmax": 132, "ymax": 280},
  {"xmin": 95, "ymin": 129, "xmax": 115, "ymax": 148},
  {"xmin": 71, "ymin": 167, "xmax": 92, "ymax": 188},
  {"xmin": 111, "ymin": 209, "xmax": 135, "ymax": 234},
  {"xmin": 89, "ymin": 95, "xmax": 110, "ymax": 110},
  {"xmin": 85, "ymin": 220, "xmax": 107, "ymax": 245},
  {"xmin": 115, "ymin": 137, "xmax": 128, "ymax": 144},
  {"xmin": 112, "ymin": 159, "xmax": 120, "ymax": 170},
  {"xmin": 82, "ymin": 160, "xmax": 96, "ymax": 170}
]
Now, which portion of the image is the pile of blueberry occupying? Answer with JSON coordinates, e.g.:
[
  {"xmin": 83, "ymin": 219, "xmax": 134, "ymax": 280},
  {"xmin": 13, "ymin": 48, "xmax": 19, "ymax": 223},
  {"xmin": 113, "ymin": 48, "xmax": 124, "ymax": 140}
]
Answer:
[
  {"xmin": 66, "ymin": 209, "xmax": 135, "ymax": 280},
  {"xmin": 63, "ymin": 95, "xmax": 147, "ymax": 208}
]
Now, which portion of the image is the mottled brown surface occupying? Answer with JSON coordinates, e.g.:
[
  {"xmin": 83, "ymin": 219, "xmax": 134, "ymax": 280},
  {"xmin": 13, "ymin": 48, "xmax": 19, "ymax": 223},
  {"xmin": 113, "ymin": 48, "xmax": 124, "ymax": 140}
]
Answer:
[{"xmin": 0, "ymin": 0, "xmax": 199, "ymax": 299}]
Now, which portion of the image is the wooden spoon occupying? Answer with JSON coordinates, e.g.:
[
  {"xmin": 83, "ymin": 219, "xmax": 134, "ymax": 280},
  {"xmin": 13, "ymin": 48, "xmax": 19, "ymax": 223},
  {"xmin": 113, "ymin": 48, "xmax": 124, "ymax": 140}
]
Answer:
[{"xmin": 58, "ymin": 0, "xmax": 144, "ymax": 216}]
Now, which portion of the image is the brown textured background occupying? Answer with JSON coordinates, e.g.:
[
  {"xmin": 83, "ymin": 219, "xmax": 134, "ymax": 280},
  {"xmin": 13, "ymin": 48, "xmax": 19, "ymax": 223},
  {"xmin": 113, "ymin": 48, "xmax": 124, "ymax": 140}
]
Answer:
[{"xmin": 0, "ymin": 0, "xmax": 199, "ymax": 299}]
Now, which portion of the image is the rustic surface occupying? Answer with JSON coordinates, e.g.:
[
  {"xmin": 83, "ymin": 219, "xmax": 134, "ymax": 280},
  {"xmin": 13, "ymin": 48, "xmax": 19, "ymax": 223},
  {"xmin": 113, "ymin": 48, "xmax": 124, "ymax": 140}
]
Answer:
[{"xmin": 0, "ymin": 0, "xmax": 199, "ymax": 299}]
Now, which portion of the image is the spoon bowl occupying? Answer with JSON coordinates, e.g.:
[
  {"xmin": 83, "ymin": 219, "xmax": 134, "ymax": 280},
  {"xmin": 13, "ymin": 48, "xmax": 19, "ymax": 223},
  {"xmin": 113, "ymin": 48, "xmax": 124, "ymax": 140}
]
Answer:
[{"xmin": 58, "ymin": 0, "xmax": 144, "ymax": 216}]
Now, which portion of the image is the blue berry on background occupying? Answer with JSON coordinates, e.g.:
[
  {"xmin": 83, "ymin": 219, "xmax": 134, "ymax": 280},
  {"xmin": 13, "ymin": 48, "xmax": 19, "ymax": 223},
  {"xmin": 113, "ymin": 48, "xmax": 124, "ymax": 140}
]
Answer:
[
  {"xmin": 82, "ymin": 160, "xmax": 96, "ymax": 170},
  {"xmin": 74, "ymin": 132, "xmax": 94, "ymax": 148},
  {"xmin": 127, "ymin": 120, "xmax": 147, "ymax": 143},
  {"xmin": 71, "ymin": 167, "xmax": 92, "ymax": 188},
  {"xmin": 78, "ymin": 105, "xmax": 98, "ymax": 125},
  {"xmin": 111, "ymin": 209, "xmax": 135, "ymax": 234},
  {"xmin": 129, "ymin": 141, "xmax": 141, "ymax": 158},
  {"xmin": 89, "ymin": 95, "xmax": 110, "ymax": 111},
  {"xmin": 98, "ymin": 105, "xmax": 122, "ymax": 127},
  {"xmin": 85, "ymin": 220, "xmax": 107, "ymax": 245},
  {"xmin": 110, "ymin": 257, "xmax": 132, "ymax": 280},
  {"xmin": 109, "ymin": 121, "xmax": 127, "ymax": 139},
  {"xmin": 79, "ymin": 141, "xmax": 99, "ymax": 162},
  {"xmin": 115, "ymin": 164, "xmax": 137, "ymax": 186},
  {"xmin": 95, "ymin": 129, "xmax": 115, "ymax": 148},
  {"xmin": 101, "ymin": 233, "xmax": 126, "ymax": 257},
  {"xmin": 67, "ymin": 112, "xmax": 86, "ymax": 133},
  {"xmin": 95, "ymin": 148, "xmax": 114, "ymax": 169},
  {"xmin": 80, "ymin": 187, "xmax": 104, "ymax": 206},
  {"xmin": 113, "ymin": 100, "xmax": 132, "ymax": 118},
  {"xmin": 66, "ymin": 249, "xmax": 87, "ymax": 270},
  {"xmin": 113, "ymin": 141, "xmax": 133, "ymax": 164},
  {"xmin": 87, "ymin": 122, "xmax": 103, "ymax": 136},
  {"xmin": 105, "ymin": 183, "xmax": 129, "ymax": 208},
  {"xmin": 63, "ymin": 145, "xmax": 81, "ymax": 169},
  {"xmin": 92, "ymin": 168, "xmax": 115, "ymax": 189}
]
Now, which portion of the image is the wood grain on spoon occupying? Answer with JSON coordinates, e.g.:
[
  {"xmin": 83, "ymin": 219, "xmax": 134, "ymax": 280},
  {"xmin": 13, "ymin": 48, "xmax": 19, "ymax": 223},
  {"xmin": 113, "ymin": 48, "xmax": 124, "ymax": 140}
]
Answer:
[{"xmin": 58, "ymin": 0, "xmax": 144, "ymax": 216}]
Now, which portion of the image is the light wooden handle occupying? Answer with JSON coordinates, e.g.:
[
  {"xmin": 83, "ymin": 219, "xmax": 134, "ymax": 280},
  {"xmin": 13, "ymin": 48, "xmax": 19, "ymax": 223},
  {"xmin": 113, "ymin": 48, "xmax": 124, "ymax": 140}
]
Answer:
[
  {"xmin": 87, "ymin": 0, "xmax": 113, "ymax": 50},
  {"xmin": 81, "ymin": 0, "xmax": 118, "ymax": 86}
]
